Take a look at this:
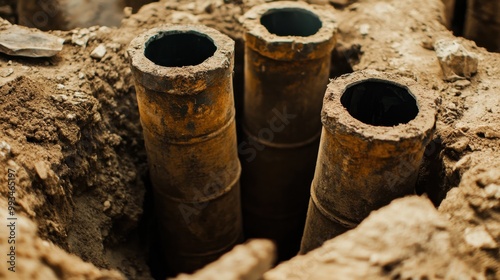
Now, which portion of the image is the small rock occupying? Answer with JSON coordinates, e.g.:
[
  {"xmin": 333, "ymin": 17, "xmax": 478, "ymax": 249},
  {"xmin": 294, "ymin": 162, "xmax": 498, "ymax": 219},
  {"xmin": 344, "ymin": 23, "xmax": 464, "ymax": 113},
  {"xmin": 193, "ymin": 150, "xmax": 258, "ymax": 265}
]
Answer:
[
  {"xmin": 0, "ymin": 141, "xmax": 11, "ymax": 159},
  {"xmin": 103, "ymin": 200, "xmax": 111, "ymax": 211},
  {"xmin": 51, "ymin": 94, "xmax": 68, "ymax": 102},
  {"xmin": 0, "ymin": 68, "xmax": 13, "ymax": 77},
  {"xmin": 34, "ymin": 161, "xmax": 49, "ymax": 180},
  {"xmin": 78, "ymin": 72, "xmax": 85, "ymax": 79},
  {"xmin": 56, "ymin": 84, "xmax": 65, "ymax": 90},
  {"xmin": 421, "ymin": 39, "xmax": 434, "ymax": 50},
  {"xmin": 124, "ymin": 6, "xmax": 133, "ymax": 18},
  {"xmin": 91, "ymin": 44, "xmax": 107, "ymax": 59},
  {"xmin": 434, "ymin": 39, "xmax": 478, "ymax": 81},
  {"xmin": 98, "ymin": 26, "xmax": 111, "ymax": 33},
  {"xmin": 106, "ymin": 42, "xmax": 121, "ymax": 52},
  {"xmin": 66, "ymin": 113, "xmax": 77, "ymax": 120},
  {"xmin": 453, "ymin": 79, "xmax": 471, "ymax": 89},
  {"xmin": 448, "ymin": 137, "xmax": 469, "ymax": 153},
  {"xmin": 92, "ymin": 113, "xmax": 102, "ymax": 123},
  {"xmin": 73, "ymin": 91, "xmax": 87, "ymax": 98},
  {"xmin": 0, "ymin": 25, "xmax": 64, "ymax": 57},
  {"xmin": 484, "ymin": 184, "xmax": 500, "ymax": 199},
  {"xmin": 359, "ymin": 24, "xmax": 370, "ymax": 36},
  {"xmin": 71, "ymin": 31, "xmax": 90, "ymax": 46},
  {"xmin": 464, "ymin": 227, "xmax": 497, "ymax": 249}
]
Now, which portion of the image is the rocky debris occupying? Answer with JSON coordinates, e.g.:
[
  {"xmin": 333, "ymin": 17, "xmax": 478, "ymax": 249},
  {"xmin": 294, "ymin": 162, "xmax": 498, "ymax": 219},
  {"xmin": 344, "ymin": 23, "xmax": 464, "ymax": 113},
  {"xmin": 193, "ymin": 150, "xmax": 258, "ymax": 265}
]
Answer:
[
  {"xmin": 0, "ymin": 67, "xmax": 13, "ymax": 77},
  {"xmin": 453, "ymin": 79, "xmax": 471, "ymax": 89},
  {"xmin": 174, "ymin": 239, "xmax": 276, "ymax": 280},
  {"xmin": 434, "ymin": 39, "xmax": 479, "ymax": 81},
  {"xmin": 0, "ymin": 207, "xmax": 124, "ymax": 280},
  {"xmin": 34, "ymin": 161, "xmax": 63, "ymax": 197},
  {"xmin": 464, "ymin": 226, "xmax": 497, "ymax": 249},
  {"xmin": 90, "ymin": 44, "xmax": 107, "ymax": 59},
  {"xmin": 265, "ymin": 196, "xmax": 483, "ymax": 280},
  {"xmin": 0, "ymin": 140, "xmax": 11, "ymax": 159},
  {"xmin": 439, "ymin": 161, "xmax": 500, "ymax": 278},
  {"xmin": 359, "ymin": 23, "xmax": 370, "ymax": 36},
  {"xmin": 0, "ymin": 25, "xmax": 64, "ymax": 57},
  {"xmin": 71, "ymin": 29, "xmax": 91, "ymax": 46}
]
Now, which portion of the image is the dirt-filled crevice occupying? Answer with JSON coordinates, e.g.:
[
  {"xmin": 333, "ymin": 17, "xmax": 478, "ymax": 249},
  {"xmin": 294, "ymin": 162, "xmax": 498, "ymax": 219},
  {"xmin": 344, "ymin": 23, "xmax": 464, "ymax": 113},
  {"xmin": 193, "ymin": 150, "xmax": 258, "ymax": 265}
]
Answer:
[{"xmin": 0, "ymin": 15, "xmax": 152, "ymax": 277}]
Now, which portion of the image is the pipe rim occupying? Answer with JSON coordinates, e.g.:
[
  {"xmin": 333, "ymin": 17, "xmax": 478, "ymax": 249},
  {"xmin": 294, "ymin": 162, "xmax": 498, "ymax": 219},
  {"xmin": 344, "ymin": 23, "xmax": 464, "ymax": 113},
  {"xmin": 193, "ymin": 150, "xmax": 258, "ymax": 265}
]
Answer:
[
  {"xmin": 128, "ymin": 24, "xmax": 235, "ymax": 94},
  {"xmin": 322, "ymin": 70, "xmax": 437, "ymax": 144},
  {"xmin": 241, "ymin": 1, "xmax": 337, "ymax": 61}
]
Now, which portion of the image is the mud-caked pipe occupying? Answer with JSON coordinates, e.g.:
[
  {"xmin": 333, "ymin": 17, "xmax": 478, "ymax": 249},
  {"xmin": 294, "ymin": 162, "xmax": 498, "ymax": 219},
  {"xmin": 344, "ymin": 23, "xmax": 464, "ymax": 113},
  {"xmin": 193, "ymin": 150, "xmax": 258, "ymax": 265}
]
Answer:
[
  {"xmin": 128, "ymin": 25, "xmax": 243, "ymax": 274},
  {"xmin": 464, "ymin": 0, "xmax": 500, "ymax": 52},
  {"xmin": 240, "ymin": 1, "xmax": 336, "ymax": 261},
  {"xmin": 300, "ymin": 70, "xmax": 437, "ymax": 253}
]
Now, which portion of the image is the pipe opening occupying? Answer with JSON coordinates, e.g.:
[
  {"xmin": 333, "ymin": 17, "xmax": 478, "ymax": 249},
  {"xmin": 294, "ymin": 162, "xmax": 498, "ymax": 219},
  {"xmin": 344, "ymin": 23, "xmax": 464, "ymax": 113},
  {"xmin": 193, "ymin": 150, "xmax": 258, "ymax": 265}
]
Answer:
[
  {"xmin": 340, "ymin": 80, "xmax": 419, "ymax": 127},
  {"xmin": 145, "ymin": 32, "xmax": 217, "ymax": 67},
  {"xmin": 260, "ymin": 8, "xmax": 322, "ymax": 37}
]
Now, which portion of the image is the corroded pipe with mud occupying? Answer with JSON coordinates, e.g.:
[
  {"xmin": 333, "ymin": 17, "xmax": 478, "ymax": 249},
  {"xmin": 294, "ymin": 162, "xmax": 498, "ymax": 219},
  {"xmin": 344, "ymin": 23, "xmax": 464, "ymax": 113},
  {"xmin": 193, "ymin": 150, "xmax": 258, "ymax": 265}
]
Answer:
[
  {"xmin": 464, "ymin": 0, "xmax": 500, "ymax": 52},
  {"xmin": 300, "ymin": 71, "xmax": 437, "ymax": 253},
  {"xmin": 240, "ymin": 1, "xmax": 336, "ymax": 261},
  {"xmin": 128, "ymin": 25, "xmax": 243, "ymax": 274}
]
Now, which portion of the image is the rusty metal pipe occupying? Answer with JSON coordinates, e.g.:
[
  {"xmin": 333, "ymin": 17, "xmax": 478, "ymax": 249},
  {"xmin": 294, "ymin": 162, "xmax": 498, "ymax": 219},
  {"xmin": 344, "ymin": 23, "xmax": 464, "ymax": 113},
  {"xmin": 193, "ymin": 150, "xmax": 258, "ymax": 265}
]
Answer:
[
  {"xmin": 240, "ymin": 1, "xmax": 336, "ymax": 261},
  {"xmin": 128, "ymin": 25, "xmax": 243, "ymax": 274},
  {"xmin": 300, "ymin": 71, "xmax": 437, "ymax": 253},
  {"xmin": 442, "ymin": 0, "xmax": 456, "ymax": 28},
  {"xmin": 18, "ymin": 0, "xmax": 124, "ymax": 30},
  {"xmin": 464, "ymin": 0, "xmax": 500, "ymax": 52}
]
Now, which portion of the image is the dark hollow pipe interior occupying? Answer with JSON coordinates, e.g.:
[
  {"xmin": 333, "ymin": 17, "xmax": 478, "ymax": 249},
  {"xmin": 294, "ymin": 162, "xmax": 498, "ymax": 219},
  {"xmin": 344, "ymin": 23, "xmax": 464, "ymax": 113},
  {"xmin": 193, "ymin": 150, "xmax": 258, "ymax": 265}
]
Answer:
[
  {"xmin": 340, "ymin": 80, "xmax": 419, "ymax": 127},
  {"xmin": 260, "ymin": 9, "xmax": 322, "ymax": 37},
  {"xmin": 145, "ymin": 32, "xmax": 217, "ymax": 67}
]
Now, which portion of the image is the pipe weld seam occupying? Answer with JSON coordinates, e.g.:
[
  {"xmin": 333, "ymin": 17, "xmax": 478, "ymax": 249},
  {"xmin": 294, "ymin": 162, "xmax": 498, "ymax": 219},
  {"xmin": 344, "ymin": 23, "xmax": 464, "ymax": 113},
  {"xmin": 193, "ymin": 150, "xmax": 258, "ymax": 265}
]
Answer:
[
  {"xmin": 310, "ymin": 189, "xmax": 358, "ymax": 229},
  {"xmin": 146, "ymin": 114, "xmax": 236, "ymax": 145},
  {"xmin": 242, "ymin": 125, "xmax": 321, "ymax": 149}
]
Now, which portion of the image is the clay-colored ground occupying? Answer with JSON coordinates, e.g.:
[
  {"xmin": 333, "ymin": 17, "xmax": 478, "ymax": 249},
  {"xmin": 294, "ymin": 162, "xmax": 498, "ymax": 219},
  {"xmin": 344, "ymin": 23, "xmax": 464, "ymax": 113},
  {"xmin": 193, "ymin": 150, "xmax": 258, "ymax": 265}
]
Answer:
[{"xmin": 0, "ymin": 0, "xmax": 499, "ymax": 279}]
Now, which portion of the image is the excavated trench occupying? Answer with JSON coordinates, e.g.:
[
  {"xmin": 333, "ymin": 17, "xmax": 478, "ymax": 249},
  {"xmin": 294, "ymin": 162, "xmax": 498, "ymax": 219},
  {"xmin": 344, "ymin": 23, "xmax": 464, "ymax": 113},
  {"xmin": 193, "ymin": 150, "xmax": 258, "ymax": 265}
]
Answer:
[
  {"xmin": 128, "ymin": 2, "xmax": 445, "ymax": 279},
  {"xmin": 0, "ymin": 0, "xmax": 499, "ymax": 279}
]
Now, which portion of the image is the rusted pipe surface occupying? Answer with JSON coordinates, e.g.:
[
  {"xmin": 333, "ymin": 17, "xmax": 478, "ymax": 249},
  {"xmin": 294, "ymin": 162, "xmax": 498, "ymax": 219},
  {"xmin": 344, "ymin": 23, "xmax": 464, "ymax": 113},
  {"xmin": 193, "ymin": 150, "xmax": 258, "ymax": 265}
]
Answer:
[
  {"xmin": 442, "ymin": 0, "xmax": 456, "ymax": 28},
  {"xmin": 464, "ymin": 0, "xmax": 500, "ymax": 52},
  {"xmin": 17, "ymin": 0, "xmax": 125, "ymax": 30},
  {"xmin": 240, "ymin": 1, "xmax": 336, "ymax": 261},
  {"xmin": 128, "ymin": 25, "xmax": 243, "ymax": 274},
  {"xmin": 300, "ymin": 70, "xmax": 437, "ymax": 253}
]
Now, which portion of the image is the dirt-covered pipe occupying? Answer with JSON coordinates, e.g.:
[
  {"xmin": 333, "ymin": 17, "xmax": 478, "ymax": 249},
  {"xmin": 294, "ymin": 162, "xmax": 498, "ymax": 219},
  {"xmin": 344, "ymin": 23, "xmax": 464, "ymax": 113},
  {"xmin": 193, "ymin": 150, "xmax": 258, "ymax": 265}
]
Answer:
[
  {"xmin": 240, "ymin": 1, "xmax": 336, "ymax": 261},
  {"xmin": 128, "ymin": 25, "xmax": 243, "ymax": 274},
  {"xmin": 17, "ymin": 0, "xmax": 124, "ymax": 30},
  {"xmin": 300, "ymin": 71, "xmax": 437, "ymax": 253},
  {"xmin": 442, "ymin": 0, "xmax": 456, "ymax": 28},
  {"xmin": 464, "ymin": 0, "xmax": 500, "ymax": 52}
]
